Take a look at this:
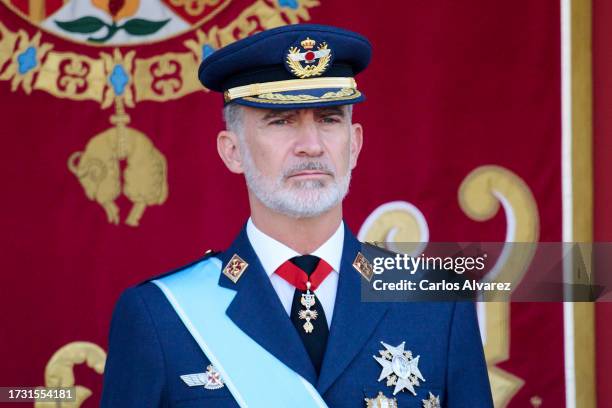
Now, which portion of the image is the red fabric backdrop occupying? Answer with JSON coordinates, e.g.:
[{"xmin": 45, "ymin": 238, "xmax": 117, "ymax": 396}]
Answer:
[
  {"xmin": 0, "ymin": 1, "xmax": 568, "ymax": 406},
  {"xmin": 593, "ymin": 0, "xmax": 612, "ymax": 406}
]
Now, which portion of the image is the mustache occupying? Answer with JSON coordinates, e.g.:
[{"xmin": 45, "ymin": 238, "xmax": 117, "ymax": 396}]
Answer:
[{"xmin": 283, "ymin": 161, "xmax": 335, "ymax": 178}]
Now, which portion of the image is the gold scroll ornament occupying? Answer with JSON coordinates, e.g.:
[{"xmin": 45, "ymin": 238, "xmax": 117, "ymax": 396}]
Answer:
[
  {"xmin": 458, "ymin": 165, "xmax": 539, "ymax": 408},
  {"xmin": 34, "ymin": 341, "xmax": 106, "ymax": 408},
  {"xmin": 357, "ymin": 200, "xmax": 429, "ymax": 257},
  {"xmin": 169, "ymin": 0, "xmax": 225, "ymax": 17},
  {"xmin": 358, "ymin": 165, "xmax": 540, "ymax": 407}
]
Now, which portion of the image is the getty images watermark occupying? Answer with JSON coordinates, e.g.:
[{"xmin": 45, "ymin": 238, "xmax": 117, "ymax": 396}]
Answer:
[
  {"xmin": 358, "ymin": 242, "xmax": 612, "ymax": 302},
  {"xmin": 370, "ymin": 252, "xmax": 510, "ymax": 292}
]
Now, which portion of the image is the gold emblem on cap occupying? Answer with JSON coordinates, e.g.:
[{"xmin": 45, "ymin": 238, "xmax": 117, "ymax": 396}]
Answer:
[
  {"xmin": 286, "ymin": 38, "xmax": 331, "ymax": 79},
  {"xmin": 365, "ymin": 391, "xmax": 398, "ymax": 408},
  {"xmin": 353, "ymin": 252, "xmax": 374, "ymax": 281},
  {"xmin": 300, "ymin": 37, "xmax": 316, "ymax": 49},
  {"xmin": 223, "ymin": 254, "xmax": 248, "ymax": 283}
]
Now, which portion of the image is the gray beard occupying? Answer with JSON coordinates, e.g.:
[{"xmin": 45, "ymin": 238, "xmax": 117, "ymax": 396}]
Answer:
[{"xmin": 240, "ymin": 143, "xmax": 351, "ymax": 219}]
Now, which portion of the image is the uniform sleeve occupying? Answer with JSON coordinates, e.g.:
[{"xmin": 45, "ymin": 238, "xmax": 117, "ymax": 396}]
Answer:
[
  {"xmin": 445, "ymin": 302, "xmax": 493, "ymax": 407},
  {"xmin": 101, "ymin": 287, "xmax": 167, "ymax": 407}
]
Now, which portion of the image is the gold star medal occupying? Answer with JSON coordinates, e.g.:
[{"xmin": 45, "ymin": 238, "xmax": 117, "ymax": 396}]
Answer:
[
  {"xmin": 373, "ymin": 341, "xmax": 425, "ymax": 396},
  {"xmin": 365, "ymin": 391, "xmax": 398, "ymax": 408},
  {"xmin": 422, "ymin": 392, "xmax": 441, "ymax": 408}
]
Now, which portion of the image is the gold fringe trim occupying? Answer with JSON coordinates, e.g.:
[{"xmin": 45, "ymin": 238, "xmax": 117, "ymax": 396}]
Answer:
[{"xmin": 241, "ymin": 88, "xmax": 361, "ymax": 104}]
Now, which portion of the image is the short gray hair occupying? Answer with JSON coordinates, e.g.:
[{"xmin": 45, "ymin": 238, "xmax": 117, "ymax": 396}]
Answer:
[
  {"xmin": 223, "ymin": 103, "xmax": 245, "ymax": 135},
  {"xmin": 222, "ymin": 103, "xmax": 354, "ymax": 136}
]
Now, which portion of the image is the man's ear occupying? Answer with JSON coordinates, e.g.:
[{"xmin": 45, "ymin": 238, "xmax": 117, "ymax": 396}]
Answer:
[
  {"xmin": 349, "ymin": 123, "xmax": 363, "ymax": 169},
  {"xmin": 217, "ymin": 130, "xmax": 244, "ymax": 174}
]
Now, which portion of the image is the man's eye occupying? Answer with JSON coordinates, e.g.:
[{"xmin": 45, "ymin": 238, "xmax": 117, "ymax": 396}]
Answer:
[
  {"xmin": 321, "ymin": 116, "xmax": 340, "ymax": 124},
  {"xmin": 269, "ymin": 119, "xmax": 289, "ymax": 125}
]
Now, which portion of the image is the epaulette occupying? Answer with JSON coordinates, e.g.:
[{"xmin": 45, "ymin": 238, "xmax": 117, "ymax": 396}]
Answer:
[
  {"xmin": 138, "ymin": 249, "xmax": 220, "ymax": 286},
  {"xmin": 360, "ymin": 241, "xmax": 399, "ymax": 258}
]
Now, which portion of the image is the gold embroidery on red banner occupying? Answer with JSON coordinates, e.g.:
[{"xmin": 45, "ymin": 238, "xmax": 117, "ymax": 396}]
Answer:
[
  {"xmin": 0, "ymin": 0, "xmax": 320, "ymax": 105},
  {"xmin": 0, "ymin": 0, "xmax": 320, "ymax": 227},
  {"xmin": 459, "ymin": 165, "xmax": 539, "ymax": 405},
  {"xmin": 0, "ymin": 26, "xmax": 53, "ymax": 94},
  {"xmin": 169, "ymin": 0, "xmax": 223, "ymax": 17},
  {"xmin": 34, "ymin": 341, "xmax": 106, "ymax": 408},
  {"xmin": 67, "ymin": 98, "xmax": 169, "ymax": 227}
]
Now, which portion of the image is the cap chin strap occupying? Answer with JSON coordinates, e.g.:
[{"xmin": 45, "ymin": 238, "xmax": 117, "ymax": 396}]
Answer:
[{"xmin": 224, "ymin": 77, "xmax": 357, "ymax": 102}]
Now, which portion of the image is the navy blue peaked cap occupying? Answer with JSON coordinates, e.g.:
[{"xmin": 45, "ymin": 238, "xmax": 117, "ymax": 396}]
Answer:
[{"xmin": 198, "ymin": 24, "xmax": 372, "ymax": 109}]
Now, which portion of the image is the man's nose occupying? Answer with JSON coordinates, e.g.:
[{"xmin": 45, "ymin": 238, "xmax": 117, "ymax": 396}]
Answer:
[{"xmin": 294, "ymin": 120, "xmax": 324, "ymax": 157}]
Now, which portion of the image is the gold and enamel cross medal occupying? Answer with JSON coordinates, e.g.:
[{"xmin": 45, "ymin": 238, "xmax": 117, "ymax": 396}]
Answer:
[
  {"xmin": 275, "ymin": 258, "xmax": 334, "ymax": 334},
  {"xmin": 298, "ymin": 281, "xmax": 319, "ymax": 333}
]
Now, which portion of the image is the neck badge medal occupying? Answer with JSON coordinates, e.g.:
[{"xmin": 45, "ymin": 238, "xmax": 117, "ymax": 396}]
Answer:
[{"xmin": 298, "ymin": 280, "xmax": 318, "ymax": 333}]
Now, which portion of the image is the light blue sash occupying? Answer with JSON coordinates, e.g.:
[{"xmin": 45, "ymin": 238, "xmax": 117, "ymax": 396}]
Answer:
[{"xmin": 152, "ymin": 258, "xmax": 328, "ymax": 408}]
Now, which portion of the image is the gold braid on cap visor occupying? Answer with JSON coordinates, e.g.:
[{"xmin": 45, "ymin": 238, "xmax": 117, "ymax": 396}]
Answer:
[{"xmin": 223, "ymin": 77, "xmax": 358, "ymax": 102}]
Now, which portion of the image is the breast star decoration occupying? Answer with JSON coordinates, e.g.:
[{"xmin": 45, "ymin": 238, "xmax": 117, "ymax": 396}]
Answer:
[{"xmin": 373, "ymin": 341, "xmax": 425, "ymax": 396}]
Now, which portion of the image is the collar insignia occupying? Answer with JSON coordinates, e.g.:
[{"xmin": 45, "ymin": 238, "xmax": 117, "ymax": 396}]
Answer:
[
  {"xmin": 180, "ymin": 365, "xmax": 225, "ymax": 390},
  {"xmin": 365, "ymin": 391, "xmax": 398, "ymax": 408},
  {"xmin": 353, "ymin": 252, "xmax": 374, "ymax": 281},
  {"xmin": 285, "ymin": 36, "xmax": 332, "ymax": 78},
  {"xmin": 223, "ymin": 254, "xmax": 248, "ymax": 283},
  {"xmin": 373, "ymin": 341, "xmax": 425, "ymax": 396}
]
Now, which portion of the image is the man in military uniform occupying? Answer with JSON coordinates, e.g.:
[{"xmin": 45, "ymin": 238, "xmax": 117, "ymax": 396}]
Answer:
[{"xmin": 101, "ymin": 24, "xmax": 493, "ymax": 407}]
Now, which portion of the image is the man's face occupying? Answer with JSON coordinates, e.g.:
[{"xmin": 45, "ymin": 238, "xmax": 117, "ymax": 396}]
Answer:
[{"xmin": 220, "ymin": 105, "xmax": 363, "ymax": 218}]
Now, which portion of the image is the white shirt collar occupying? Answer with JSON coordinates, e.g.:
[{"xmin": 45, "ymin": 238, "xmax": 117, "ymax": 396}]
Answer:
[{"xmin": 246, "ymin": 217, "xmax": 344, "ymax": 277}]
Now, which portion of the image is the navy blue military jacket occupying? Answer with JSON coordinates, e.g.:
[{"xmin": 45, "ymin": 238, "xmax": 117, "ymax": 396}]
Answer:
[{"xmin": 101, "ymin": 224, "xmax": 493, "ymax": 407}]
